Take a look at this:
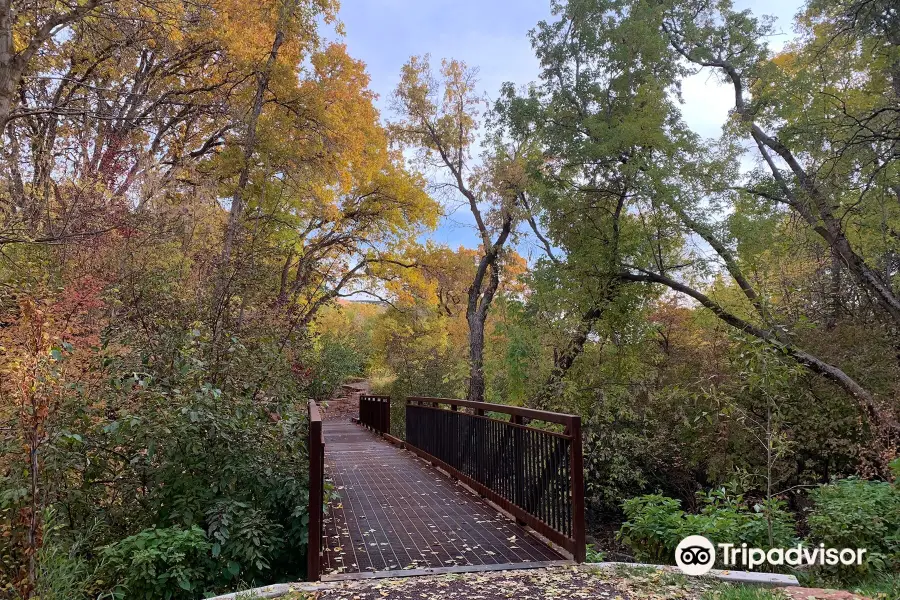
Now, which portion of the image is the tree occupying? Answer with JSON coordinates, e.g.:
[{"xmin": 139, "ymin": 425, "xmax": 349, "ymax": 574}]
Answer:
[
  {"xmin": 662, "ymin": 0, "xmax": 900, "ymax": 331},
  {"xmin": 391, "ymin": 56, "xmax": 519, "ymax": 402},
  {"xmin": 0, "ymin": 0, "xmax": 113, "ymax": 129},
  {"xmin": 496, "ymin": 0, "xmax": 684, "ymax": 406},
  {"xmin": 0, "ymin": 1, "xmax": 440, "ymax": 593},
  {"xmin": 213, "ymin": 0, "xmax": 340, "ymax": 331},
  {"xmin": 1, "ymin": 0, "xmax": 233, "ymax": 249},
  {"xmin": 510, "ymin": 0, "xmax": 896, "ymax": 445}
]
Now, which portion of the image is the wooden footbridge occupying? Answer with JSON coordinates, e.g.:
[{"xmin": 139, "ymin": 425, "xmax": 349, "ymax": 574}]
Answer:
[{"xmin": 305, "ymin": 395, "xmax": 586, "ymax": 581}]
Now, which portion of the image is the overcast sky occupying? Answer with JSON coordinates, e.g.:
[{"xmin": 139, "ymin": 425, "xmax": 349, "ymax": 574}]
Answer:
[{"xmin": 336, "ymin": 0, "xmax": 805, "ymax": 252}]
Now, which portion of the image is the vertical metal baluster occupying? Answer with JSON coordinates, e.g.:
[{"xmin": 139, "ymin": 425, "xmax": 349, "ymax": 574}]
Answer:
[
  {"xmin": 527, "ymin": 428, "xmax": 537, "ymax": 514},
  {"xmin": 467, "ymin": 411, "xmax": 472, "ymax": 474},
  {"xmin": 564, "ymin": 438, "xmax": 572, "ymax": 538},
  {"xmin": 505, "ymin": 421, "xmax": 514, "ymax": 502},
  {"xmin": 450, "ymin": 407, "xmax": 456, "ymax": 469},
  {"xmin": 477, "ymin": 416, "xmax": 484, "ymax": 484},
  {"xmin": 555, "ymin": 435, "xmax": 562, "ymax": 533},
  {"xmin": 539, "ymin": 431, "xmax": 547, "ymax": 529},
  {"xmin": 485, "ymin": 418, "xmax": 492, "ymax": 491},
  {"xmin": 492, "ymin": 419, "xmax": 499, "ymax": 495},
  {"xmin": 538, "ymin": 431, "xmax": 547, "ymax": 521},
  {"xmin": 553, "ymin": 436, "xmax": 562, "ymax": 533},
  {"xmin": 500, "ymin": 421, "xmax": 507, "ymax": 498}
]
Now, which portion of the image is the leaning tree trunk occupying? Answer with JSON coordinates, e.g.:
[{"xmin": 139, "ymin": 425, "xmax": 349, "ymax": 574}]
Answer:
[{"xmin": 532, "ymin": 304, "xmax": 606, "ymax": 409}]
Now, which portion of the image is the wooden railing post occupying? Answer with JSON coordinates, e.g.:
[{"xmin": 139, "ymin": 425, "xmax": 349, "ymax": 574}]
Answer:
[
  {"xmin": 405, "ymin": 397, "xmax": 411, "ymax": 441},
  {"xmin": 307, "ymin": 400, "xmax": 324, "ymax": 580},
  {"xmin": 569, "ymin": 415, "xmax": 586, "ymax": 562}
]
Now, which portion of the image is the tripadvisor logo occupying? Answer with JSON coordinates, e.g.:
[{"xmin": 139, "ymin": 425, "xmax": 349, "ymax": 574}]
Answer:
[
  {"xmin": 674, "ymin": 535, "xmax": 868, "ymax": 575},
  {"xmin": 675, "ymin": 536, "xmax": 716, "ymax": 575}
]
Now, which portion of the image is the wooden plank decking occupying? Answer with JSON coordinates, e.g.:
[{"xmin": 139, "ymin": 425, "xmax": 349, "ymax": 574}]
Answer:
[{"xmin": 321, "ymin": 421, "xmax": 563, "ymax": 580}]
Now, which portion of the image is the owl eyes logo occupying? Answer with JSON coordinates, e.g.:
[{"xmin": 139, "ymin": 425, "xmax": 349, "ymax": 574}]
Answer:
[
  {"xmin": 679, "ymin": 546, "xmax": 711, "ymax": 565},
  {"xmin": 675, "ymin": 535, "xmax": 716, "ymax": 575}
]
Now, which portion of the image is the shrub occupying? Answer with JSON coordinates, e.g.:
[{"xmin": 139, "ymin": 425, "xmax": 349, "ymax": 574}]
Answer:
[
  {"xmin": 98, "ymin": 526, "xmax": 213, "ymax": 600},
  {"xmin": 618, "ymin": 489, "xmax": 797, "ymax": 567},
  {"xmin": 585, "ymin": 544, "xmax": 607, "ymax": 562},
  {"xmin": 617, "ymin": 494, "xmax": 687, "ymax": 562},
  {"xmin": 807, "ymin": 478, "xmax": 900, "ymax": 580},
  {"xmin": 24, "ymin": 328, "xmax": 316, "ymax": 597},
  {"xmin": 32, "ymin": 508, "xmax": 97, "ymax": 600}
]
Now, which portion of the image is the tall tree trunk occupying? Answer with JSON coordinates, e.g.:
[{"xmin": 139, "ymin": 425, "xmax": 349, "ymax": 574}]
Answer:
[
  {"xmin": 664, "ymin": 32, "xmax": 900, "ymax": 332},
  {"xmin": 621, "ymin": 270, "xmax": 896, "ymax": 440},
  {"xmin": 467, "ymin": 309, "xmax": 487, "ymax": 403},
  {"xmin": 26, "ymin": 425, "xmax": 40, "ymax": 597},
  {"xmin": 0, "ymin": 0, "xmax": 20, "ymax": 130},
  {"xmin": 827, "ymin": 250, "xmax": 842, "ymax": 330},
  {"xmin": 276, "ymin": 248, "xmax": 294, "ymax": 306},
  {"xmin": 220, "ymin": 30, "xmax": 285, "ymax": 266},
  {"xmin": 0, "ymin": 0, "xmax": 105, "ymax": 129},
  {"xmin": 464, "ymin": 217, "xmax": 511, "ymax": 403},
  {"xmin": 213, "ymin": 28, "xmax": 285, "ymax": 329}
]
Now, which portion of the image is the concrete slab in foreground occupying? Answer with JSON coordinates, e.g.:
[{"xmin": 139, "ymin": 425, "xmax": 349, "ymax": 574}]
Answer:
[
  {"xmin": 590, "ymin": 560, "xmax": 800, "ymax": 587},
  {"xmin": 208, "ymin": 561, "xmax": 799, "ymax": 599}
]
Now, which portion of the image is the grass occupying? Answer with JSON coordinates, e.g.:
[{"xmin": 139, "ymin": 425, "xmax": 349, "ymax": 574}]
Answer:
[
  {"xmin": 702, "ymin": 574, "xmax": 900, "ymax": 600},
  {"xmin": 701, "ymin": 584, "xmax": 786, "ymax": 600},
  {"xmin": 585, "ymin": 543, "xmax": 607, "ymax": 562},
  {"xmin": 796, "ymin": 571, "xmax": 900, "ymax": 599},
  {"xmin": 600, "ymin": 563, "xmax": 721, "ymax": 598},
  {"xmin": 609, "ymin": 563, "xmax": 697, "ymax": 587},
  {"xmin": 845, "ymin": 574, "xmax": 900, "ymax": 599}
]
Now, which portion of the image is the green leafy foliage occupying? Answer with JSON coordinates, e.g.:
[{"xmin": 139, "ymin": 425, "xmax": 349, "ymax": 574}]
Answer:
[
  {"xmin": 0, "ymin": 326, "xmax": 319, "ymax": 598},
  {"xmin": 806, "ymin": 479, "xmax": 900, "ymax": 580},
  {"xmin": 618, "ymin": 490, "xmax": 797, "ymax": 567},
  {"xmin": 98, "ymin": 526, "xmax": 212, "ymax": 600},
  {"xmin": 304, "ymin": 335, "xmax": 369, "ymax": 401},
  {"xmin": 585, "ymin": 544, "xmax": 607, "ymax": 563},
  {"xmin": 701, "ymin": 584, "xmax": 785, "ymax": 600},
  {"xmin": 3, "ymin": 0, "xmax": 900, "ymax": 597}
]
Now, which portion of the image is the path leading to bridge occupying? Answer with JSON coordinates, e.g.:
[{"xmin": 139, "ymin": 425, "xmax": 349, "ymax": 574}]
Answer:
[{"xmin": 320, "ymin": 420, "xmax": 563, "ymax": 580}]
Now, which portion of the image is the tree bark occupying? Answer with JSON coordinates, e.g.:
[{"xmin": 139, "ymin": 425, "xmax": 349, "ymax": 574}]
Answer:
[
  {"xmin": 467, "ymin": 309, "xmax": 487, "ymax": 403},
  {"xmin": 0, "ymin": 0, "xmax": 23, "ymax": 130},
  {"xmin": 213, "ymin": 27, "xmax": 285, "ymax": 332},
  {"xmin": 529, "ymin": 188, "xmax": 627, "ymax": 406},
  {"xmin": 220, "ymin": 30, "xmax": 284, "ymax": 266},
  {"xmin": 465, "ymin": 214, "xmax": 512, "ymax": 402},
  {"xmin": 0, "ymin": 0, "xmax": 106, "ymax": 129}
]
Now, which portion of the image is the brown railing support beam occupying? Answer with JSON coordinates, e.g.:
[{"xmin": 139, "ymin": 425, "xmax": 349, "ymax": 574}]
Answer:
[
  {"xmin": 307, "ymin": 400, "xmax": 324, "ymax": 580},
  {"xmin": 569, "ymin": 415, "xmax": 586, "ymax": 562}
]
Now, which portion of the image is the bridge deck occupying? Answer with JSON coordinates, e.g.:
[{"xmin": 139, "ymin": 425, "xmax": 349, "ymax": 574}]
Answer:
[{"xmin": 321, "ymin": 421, "xmax": 562, "ymax": 579}]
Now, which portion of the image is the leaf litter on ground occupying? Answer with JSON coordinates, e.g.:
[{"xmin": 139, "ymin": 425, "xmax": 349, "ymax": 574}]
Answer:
[{"xmin": 307, "ymin": 565, "xmax": 735, "ymax": 600}]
